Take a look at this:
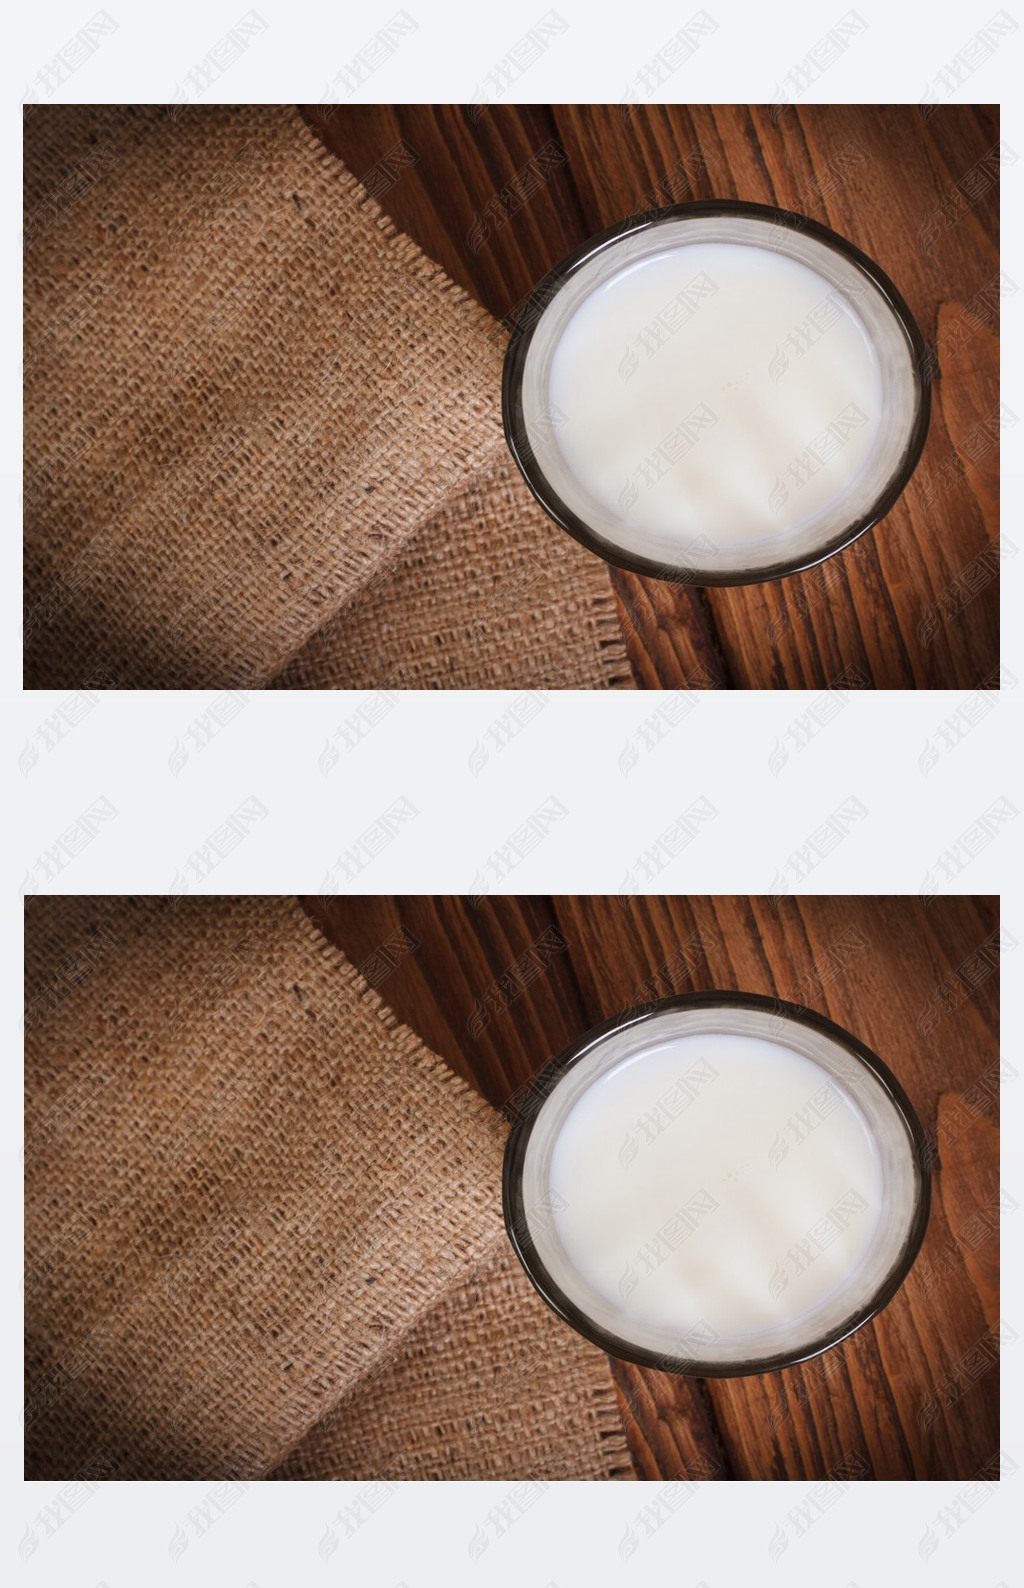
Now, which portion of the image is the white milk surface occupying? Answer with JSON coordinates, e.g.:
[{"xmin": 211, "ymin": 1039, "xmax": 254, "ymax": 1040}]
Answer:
[
  {"xmin": 547, "ymin": 242, "xmax": 884, "ymax": 547},
  {"xmin": 547, "ymin": 1032, "xmax": 883, "ymax": 1341}
]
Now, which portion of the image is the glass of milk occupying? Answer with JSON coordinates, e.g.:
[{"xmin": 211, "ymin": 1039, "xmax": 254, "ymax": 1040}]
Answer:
[
  {"xmin": 503, "ymin": 991, "xmax": 931, "ymax": 1375},
  {"xmin": 503, "ymin": 201, "xmax": 931, "ymax": 585}
]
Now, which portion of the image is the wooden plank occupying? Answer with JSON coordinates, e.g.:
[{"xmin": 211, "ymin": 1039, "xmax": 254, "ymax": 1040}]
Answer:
[
  {"xmin": 305, "ymin": 104, "xmax": 1000, "ymax": 689},
  {"xmin": 303, "ymin": 894, "xmax": 1002, "ymax": 1480}
]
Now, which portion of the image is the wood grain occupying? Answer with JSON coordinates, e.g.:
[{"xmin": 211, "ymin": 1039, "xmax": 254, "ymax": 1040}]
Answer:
[
  {"xmin": 302, "ymin": 894, "xmax": 1001, "ymax": 1481},
  {"xmin": 304, "ymin": 104, "xmax": 1000, "ymax": 690}
]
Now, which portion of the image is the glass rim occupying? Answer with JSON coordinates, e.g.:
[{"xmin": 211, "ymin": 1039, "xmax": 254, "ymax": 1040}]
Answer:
[
  {"xmin": 501, "ymin": 988, "xmax": 933, "ymax": 1378},
  {"xmin": 501, "ymin": 199, "xmax": 933, "ymax": 588}
]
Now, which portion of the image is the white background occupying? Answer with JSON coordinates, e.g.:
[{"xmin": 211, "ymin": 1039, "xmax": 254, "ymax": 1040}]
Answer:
[{"xmin": 5, "ymin": 1, "xmax": 1020, "ymax": 1583}]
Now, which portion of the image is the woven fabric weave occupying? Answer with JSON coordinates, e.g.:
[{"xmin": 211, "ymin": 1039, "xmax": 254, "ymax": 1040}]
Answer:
[
  {"xmin": 23, "ymin": 105, "xmax": 632, "ymax": 691},
  {"xmin": 24, "ymin": 896, "xmax": 633, "ymax": 1481}
]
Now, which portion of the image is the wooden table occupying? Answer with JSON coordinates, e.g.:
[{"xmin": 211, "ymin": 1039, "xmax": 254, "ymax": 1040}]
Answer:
[
  {"xmin": 302, "ymin": 894, "xmax": 1001, "ymax": 1481},
  {"xmin": 304, "ymin": 104, "xmax": 1000, "ymax": 691}
]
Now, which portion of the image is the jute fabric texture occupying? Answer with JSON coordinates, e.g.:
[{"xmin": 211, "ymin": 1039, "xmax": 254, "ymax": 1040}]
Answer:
[
  {"xmin": 24, "ymin": 896, "xmax": 633, "ymax": 1481},
  {"xmin": 23, "ymin": 106, "xmax": 633, "ymax": 691}
]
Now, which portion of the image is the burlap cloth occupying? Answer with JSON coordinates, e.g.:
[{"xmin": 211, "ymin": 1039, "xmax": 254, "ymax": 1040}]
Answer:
[
  {"xmin": 23, "ymin": 106, "xmax": 633, "ymax": 691},
  {"xmin": 24, "ymin": 896, "xmax": 634, "ymax": 1481}
]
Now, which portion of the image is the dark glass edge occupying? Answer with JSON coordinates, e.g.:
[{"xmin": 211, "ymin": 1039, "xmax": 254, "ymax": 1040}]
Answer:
[
  {"xmin": 501, "ymin": 200, "xmax": 933, "ymax": 589},
  {"xmin": 501, "ymin": 988, "xmax": 933, "ymax": 1379}
]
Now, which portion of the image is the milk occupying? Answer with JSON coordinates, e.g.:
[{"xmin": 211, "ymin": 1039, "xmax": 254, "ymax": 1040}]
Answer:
[
  {"xmin": 547, "ymin": 242, "xmax": 883, "ymax": 547},
  {"xmin": 515, "ymin": 212, "xmax": 923, "ymax": 579},
  {"xmin": 544, "ymin": 1030, "xmax": 883, "ymax": 1344}
]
